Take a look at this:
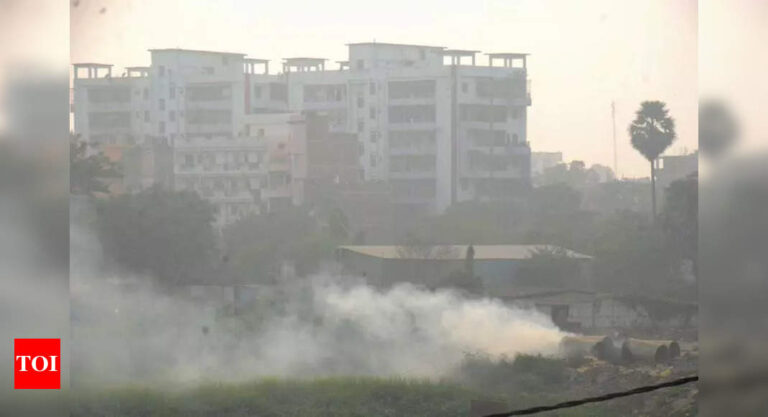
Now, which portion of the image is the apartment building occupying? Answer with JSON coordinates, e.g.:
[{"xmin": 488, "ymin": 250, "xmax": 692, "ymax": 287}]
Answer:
[
  {"xmin": 161, "ymin": 112, "xmax": 306, "ymax": 227},
  {"xmin": 72, "ymin": 50, "xmax": 306, "ymax": 227},
  {"xmin": 244, "ymin": 42, "xmax": 532, "ymax": 213},
  {"xmin": 72, "ymin": 42, "xmax": 532, "ymax": 221}
]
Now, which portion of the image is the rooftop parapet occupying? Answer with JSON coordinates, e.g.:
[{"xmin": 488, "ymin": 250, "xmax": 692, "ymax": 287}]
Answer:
[
  {"xmin": 72, "ymin": 63, "xmax": 113, "ymax": 79},
  {"xmin": 124, "ymin": 66, "xmax": 150, "ymax": 78},
  {"xmin": 487, "ymin": 53, "xmax": 528, "ymax": 69},
  {"xmin": 244, "ymin": 58, "xmax": 270, "ymax": 75},
  {"xmin": 442, "ymin": 49, "xmax": 481, "ymax": 66},
  {"xmin": 283, "ymin": 57, "xmax": 327, "ymax": 73}
]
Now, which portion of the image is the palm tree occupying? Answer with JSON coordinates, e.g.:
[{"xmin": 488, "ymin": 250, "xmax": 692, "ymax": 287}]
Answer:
[{"xmin": 628, "ymin": 101, "xmax": 676, "ymax": 220}]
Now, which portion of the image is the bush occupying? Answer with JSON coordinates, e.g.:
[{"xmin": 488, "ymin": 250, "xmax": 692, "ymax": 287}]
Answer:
[{"xmin": 451, "ymin": 353, "xmax": 568, "ymax": 395}]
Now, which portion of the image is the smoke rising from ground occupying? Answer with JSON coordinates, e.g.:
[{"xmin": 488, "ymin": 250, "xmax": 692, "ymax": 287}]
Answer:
[{"xmin": 71, "ymin": 199, "xmax": 566, "ymax": 386}]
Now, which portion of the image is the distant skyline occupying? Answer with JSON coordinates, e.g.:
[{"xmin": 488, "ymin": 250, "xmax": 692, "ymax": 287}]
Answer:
[{"xmin": 70, "ymin": 0, "xmax": 698, "ymax": 178}]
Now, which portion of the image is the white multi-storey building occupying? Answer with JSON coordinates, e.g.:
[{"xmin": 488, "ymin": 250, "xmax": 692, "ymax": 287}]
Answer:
[
  {"xmin": 72, "ymin": 50, "xmax": 305, "ymax": 226},
  {"xmin": 72, "ymin": 42, "xmax": 532, "ymax": 220},
  {"xmin": 244, "ymin": 43, "xmax": 532, "ymax": 213}
]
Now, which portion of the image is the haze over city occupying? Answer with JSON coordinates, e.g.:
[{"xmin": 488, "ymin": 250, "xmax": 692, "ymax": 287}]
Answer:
[
  {"xmin": 69, "ymin": 0, "xmax": 697, "ymax": 178},
  {"xmin": 5, "ymin": 0, "xmax": 768, "ymax": 416}
]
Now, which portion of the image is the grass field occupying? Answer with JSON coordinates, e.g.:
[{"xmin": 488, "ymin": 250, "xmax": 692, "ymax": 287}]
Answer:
[
  {"xmin": 71, "ymin": 377, "xmax": 620, "ymax": 417},
  {"xmin": 71, "ymin": 355, "xmax": 626, "ymax": 417}
]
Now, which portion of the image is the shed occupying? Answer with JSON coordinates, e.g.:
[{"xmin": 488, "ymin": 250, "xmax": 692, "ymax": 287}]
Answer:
[{"xmin": 335, "ymin": 244, "xmax": 592, "ymax": 290}]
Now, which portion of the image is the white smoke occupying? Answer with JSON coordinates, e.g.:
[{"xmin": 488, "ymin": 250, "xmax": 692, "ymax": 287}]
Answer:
[{"xmin": 70, "ymin": 199, "xmax": 567, "ymax": 386}]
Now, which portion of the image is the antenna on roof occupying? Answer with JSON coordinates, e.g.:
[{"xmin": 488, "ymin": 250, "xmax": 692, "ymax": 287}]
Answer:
[{"xmin": 611, "ymin": 101, "xmax": 619, "ymax": 178}]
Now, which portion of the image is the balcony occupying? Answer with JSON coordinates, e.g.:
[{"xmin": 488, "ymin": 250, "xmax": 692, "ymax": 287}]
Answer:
[{"xmin": 389, "ymin": 141, "xmax": 437, "ymax": 155}]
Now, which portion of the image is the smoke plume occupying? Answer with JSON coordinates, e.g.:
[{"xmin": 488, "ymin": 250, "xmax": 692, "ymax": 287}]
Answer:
[{"xmin": 71, "ymin": 199, "xmax": 566, "ymax": 386}]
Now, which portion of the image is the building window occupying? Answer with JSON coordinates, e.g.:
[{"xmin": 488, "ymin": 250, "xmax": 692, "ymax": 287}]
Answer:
[
  {"xmin": 202, "ymin": 66, "xmax": 214, "ymax": 75},
  {"xmin": 370, "ymin": 153, "xmax": 377, "ymax": 167},
  {"xmin": 169, "ymin": 111, "xmax": 176, "ymax": 121},
  {"xmin": 369, "ymin": 82, "xmax": 376, "ymax": 95},
  {"xmin": 357, "ymin": 96, "xmax": 364, "ymax": 108},
  {"xmin": 512, "ymin": 133, "xmax": 519, "ymax": 143},
  {"xmin": 159, "ymin": 98, "xmax": 165, "ymax": 111},
  {"xmin": 369, "ymin": 107, "xmax": 376, "ymax": 120},
  {"xmin": 462, "ymin": 82, "xmax": 468, "ymax": 93},
  {"xmin": 370, "ymin": 130, "xmax": 379, "ymax": 143},
  {"xmin": 169, "ymin": 84, "xmax": 176, "ymax": 99},
  {"xmin": 356, "ymin": 59, "xmax": 364, "ymax": 70},
  {"xmin": 253, "ymin": 85, "xmax": 261, "ymax": 97},
  {"xmin": 357, "ymin": 120, "xmax": 364, "ymax": 133},
  {"xmin": 419, "ymin": 49, "xmax": 426, "ymax": 60},
  {"xmin": 144, "ymin": 111, "xmax": 150, "ymax": 122},
  {"xmin": 142, "ymin": 88, "xmax": 148, "ymax": 100},
  {"xmin": 159, "ymin": 121, "xmax": 165, "ymax": 134},
  {"xmin": 257, "ymin": 128, "xmax": 265, "ymax": 138},
  {"xmin": 158, "ymin": 66, "xmax": 165, "ymax": 77},
  {"xmin": 222, "ymin": 56, "xmax": 229, "ymax": 66}
]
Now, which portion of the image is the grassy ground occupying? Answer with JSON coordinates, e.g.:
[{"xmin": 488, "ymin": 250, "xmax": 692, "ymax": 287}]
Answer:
[
  {"xmin": 71, "ymin": 377, "xmax": 619, "ymax": 417},
  {"xmin": 70, "ymin": 355, "xmax": 629, "ymax": 417}
]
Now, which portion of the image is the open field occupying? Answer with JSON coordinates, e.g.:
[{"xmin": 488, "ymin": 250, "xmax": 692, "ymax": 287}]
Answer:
[{"xmin": 71, "ymin": 355, "xmax": 695, "ymax": 417}]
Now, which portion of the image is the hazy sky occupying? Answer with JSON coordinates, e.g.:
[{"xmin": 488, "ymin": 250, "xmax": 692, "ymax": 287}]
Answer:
[
  {"xmin": 700, "ymin": 0, "xmax": 768, "ymax": 157},
  {"xmin": 70, "ymin": 0, "xmax": 699, "ymax": 177}
]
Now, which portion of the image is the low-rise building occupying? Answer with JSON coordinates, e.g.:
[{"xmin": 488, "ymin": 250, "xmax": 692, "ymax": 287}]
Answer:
[
  {"xmin": 335, "ymin": 244, "xmax": 592, "ymax": 290},
  {"xmin": 162, "ymin": 112, "xmax": 306, "ymax": 227},
  {"xmin": 531, "ymin": 151, "xmax": 563, "ymax": 176},
  {"xmin": 656, "ymin": 150, "xmax": 698, "ymax": 192},
  {"xmin": 501, "ymin": 288, "xmax": 698, "ymax": 332}
]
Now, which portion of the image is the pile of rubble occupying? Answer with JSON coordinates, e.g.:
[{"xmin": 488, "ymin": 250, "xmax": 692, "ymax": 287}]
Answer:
[{"xmin": 559, "ymin": 334, "xmax": 698, "ymax": 416}]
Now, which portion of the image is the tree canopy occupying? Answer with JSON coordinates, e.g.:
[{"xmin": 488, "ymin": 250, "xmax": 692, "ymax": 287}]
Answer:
[
  {"xmin": 628, "ymin": 100, "xmax": 677, "ymax": 220},
  {"xmin": 628, "ymin": 101, "xmax": 676, "ymax": 162},
  {"xmin": 95, "ymin": 186, "xmax": 217, "ymax": 287},
  {"xmin": 70, "ymin": 135, "xmax": 121, "ymax": 196}
]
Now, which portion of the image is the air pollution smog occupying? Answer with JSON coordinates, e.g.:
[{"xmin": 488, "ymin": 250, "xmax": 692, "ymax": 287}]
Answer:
[
  {"xmin": 17, "ymin": 0, "xmax": 768, "ymax": 416},
  {"xmin": 71, "ymin": 197, "xmax": 567, "ymax": 385}
]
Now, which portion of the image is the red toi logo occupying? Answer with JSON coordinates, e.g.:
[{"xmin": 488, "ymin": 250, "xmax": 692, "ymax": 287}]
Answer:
[{"xmin": 14, "ymin": 339, "xmax": 60, "ymax": 389}]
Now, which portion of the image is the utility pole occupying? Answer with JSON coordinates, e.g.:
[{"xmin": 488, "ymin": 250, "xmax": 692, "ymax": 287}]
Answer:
[{"xmin": 611, "ymin": 101, "xmax": 618, "ymax": 178}]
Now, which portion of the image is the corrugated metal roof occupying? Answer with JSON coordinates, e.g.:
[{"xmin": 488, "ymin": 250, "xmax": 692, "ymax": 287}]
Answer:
[{"xmin": 337, "ymin": 245, "xmax": 592, "ymax": 260}]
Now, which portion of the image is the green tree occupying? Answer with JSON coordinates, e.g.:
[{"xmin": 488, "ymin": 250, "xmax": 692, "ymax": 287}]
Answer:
[
  {"xmin": 327, "ymin": 207, "xmax": 350, "ymax": 240},
  {"xmin": 662, "ymin": 173, "xmax": 698, "ymax": 279},
  {"xmin": 223, "ymin": 206, "xmax": 346, "ymax": 282},
  {"xmin": 70, "ymin": 135, "xmax": 121, "ymax": 195},
  {"xmin": 628, "ymin": 101, "xmax": 676, "ymax": 220},
  {"xmin": 516, "ymin": 246, "xmax": 581, "ymax": 288},
  {"xmin": 536, "ymin": 161, "xmax": 614, "ymax": 189},
  {"xmin": 589, "ymin": 210, "xmax": 672, "ymax": 296},
  {"xmin": 223, "ymin": 207, "xmax": 315, "ymax": 283},
  {"xmin": 95, "ymin": 186, "xmax": 217, "ymax": 287}
]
